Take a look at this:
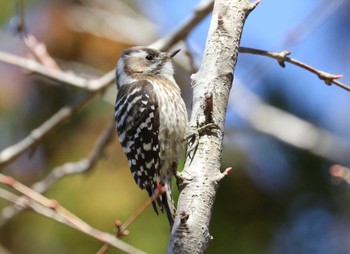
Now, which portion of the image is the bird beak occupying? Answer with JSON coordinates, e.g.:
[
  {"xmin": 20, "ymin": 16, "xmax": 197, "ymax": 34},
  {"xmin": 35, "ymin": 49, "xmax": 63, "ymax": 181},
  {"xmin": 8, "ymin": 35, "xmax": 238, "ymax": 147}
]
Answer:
[{"xmin": 168, "ymin": 49, "xmax": 181, "ymax": 59}]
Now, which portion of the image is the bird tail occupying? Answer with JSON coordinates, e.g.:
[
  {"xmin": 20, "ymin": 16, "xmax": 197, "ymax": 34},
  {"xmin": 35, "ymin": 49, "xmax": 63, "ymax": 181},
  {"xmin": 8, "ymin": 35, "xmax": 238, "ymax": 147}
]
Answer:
[
  {"xmin": 161, "ymin": 183, "xmax": 176, "ymax": 227},
  {"xmin": 146, "ymin": 183, "xmax": 176, "ymax": 227}
]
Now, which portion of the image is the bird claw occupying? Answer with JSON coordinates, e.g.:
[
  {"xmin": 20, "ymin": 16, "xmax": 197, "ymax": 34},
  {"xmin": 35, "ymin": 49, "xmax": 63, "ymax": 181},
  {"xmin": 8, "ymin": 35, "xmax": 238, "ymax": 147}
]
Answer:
[{"xmin": 185, "ymin": 123, "xmax": 219, "ymax": 158}]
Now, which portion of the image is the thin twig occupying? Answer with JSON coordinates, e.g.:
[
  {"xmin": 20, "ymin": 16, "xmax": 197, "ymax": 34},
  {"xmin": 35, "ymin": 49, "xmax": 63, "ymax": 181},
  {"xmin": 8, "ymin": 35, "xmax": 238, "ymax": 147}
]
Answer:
[
  {"xmin": 0, "ymin": 123, "xmax": 115, "ymax": 226},
  {"xmin": 9, "ymin": 0, "xmax": 26, "ymax": 36},
  {"xmin": 229, "ymin": 84, "xmax": 350, "ymax": 164},
  {"xmin": 150, "ymin": 0, "xmax": 214, "ymax": 51},
  {"xmin": 0, "ymin": 68, "xmax": 115, "ymax": 168},
  {"xmin": 0, "ymin": 50, "xmax": 89, "ymax": 89},
  {"xmin": 0, "ymin": 0, "xmax": 214, "ymax": 87},
  {"xmin": 330, "ymin": 164, "xmax": 350, "ymax": 185},
  {"xmin": 239, "ymin": 47, "xmax": 350, "ymax": 92},
  {"xmin": 33, "ymin": 121, "xmax": 115, "ymax": 193},
  {"xmin": 183, "ymin": 41, "xmax": 199, "ymax": 73},
  {"xmin": 96, "ymin": 243, "xmax": 110, "ymax": 254},
  {"xmin": 282, "ymin": 0, "xmax": 346, "ymax": 48},
  {"xmin": 23, "ymin": 34, "xmax": 61, "ymax": 72},
  {"xmin": 0, "ymin": 92, "xmax": 94, "ymax": 167},
  {"xmin": 0, "ymin": 174, "xmax": 145, "ymax": 254},
  {"xmin": 117, "ymin": 184, "xmax": 165, "ymax": 238}
]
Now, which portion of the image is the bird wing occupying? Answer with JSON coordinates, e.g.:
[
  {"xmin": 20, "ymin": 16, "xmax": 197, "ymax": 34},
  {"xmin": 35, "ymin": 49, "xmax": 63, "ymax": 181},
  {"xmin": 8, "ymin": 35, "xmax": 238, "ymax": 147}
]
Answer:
[{"xmin": 115, "ymin": 80, "xmax": 161, "ymax": 192}]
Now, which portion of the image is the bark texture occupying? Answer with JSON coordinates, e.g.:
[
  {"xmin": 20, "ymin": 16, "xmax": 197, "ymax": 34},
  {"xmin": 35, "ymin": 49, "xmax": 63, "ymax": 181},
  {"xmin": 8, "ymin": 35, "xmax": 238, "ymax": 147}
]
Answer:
[{"xmin": 167, "ymin": 0, "xmax": 257, "ymax": 253}]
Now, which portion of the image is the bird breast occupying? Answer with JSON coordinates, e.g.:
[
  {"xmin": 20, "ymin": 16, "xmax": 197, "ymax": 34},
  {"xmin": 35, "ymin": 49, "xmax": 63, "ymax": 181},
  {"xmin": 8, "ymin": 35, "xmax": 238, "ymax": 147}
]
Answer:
[{"xmin": 151, "ymin": 79, "xmax": 188, "ymax": 178}]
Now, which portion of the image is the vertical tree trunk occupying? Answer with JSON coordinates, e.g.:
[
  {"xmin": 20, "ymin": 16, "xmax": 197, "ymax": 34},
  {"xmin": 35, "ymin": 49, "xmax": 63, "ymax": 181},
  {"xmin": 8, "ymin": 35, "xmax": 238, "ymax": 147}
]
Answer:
[{"xmin": 167, "ymin": 0, "xmax": 258, "ymax": 253}]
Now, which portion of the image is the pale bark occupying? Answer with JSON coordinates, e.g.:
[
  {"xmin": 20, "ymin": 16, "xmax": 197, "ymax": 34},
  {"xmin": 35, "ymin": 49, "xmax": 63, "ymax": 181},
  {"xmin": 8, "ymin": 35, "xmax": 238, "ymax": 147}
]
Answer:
[{"xmin": 167, "ymin": 0, "xmax": 258, "ymax": 253}]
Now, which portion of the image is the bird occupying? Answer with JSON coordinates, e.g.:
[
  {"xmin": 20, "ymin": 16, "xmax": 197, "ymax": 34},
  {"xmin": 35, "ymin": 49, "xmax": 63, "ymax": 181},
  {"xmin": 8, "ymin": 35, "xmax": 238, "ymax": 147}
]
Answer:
[{"xmin": 114, "ymin": 46, "xmax": 188, "ymax": 226}]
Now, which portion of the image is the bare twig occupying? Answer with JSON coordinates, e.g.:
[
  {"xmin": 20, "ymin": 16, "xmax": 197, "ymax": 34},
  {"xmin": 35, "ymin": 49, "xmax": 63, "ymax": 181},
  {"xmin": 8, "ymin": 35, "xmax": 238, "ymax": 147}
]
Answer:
[
  {"xmin": 0, "ymin": 188, "xmax": 19, "ymax": 203},
  {"xmin": 229, "ymin": 84, "xmax": 350, "ymax": 164},
  {"xmin": 150, "ymin": 0, "xmax": 214, "ymax": 51},
  {"xmin": 0, "ymin": 92, "xmax": 93, "ymax": 168},
  {"xmin": 282, "ymin": 0, "xmax": 346, "ymax": 48},
  {"xmin": 96, "ymin": 185, "xmax": 166, "ymax": 252},
  {"xmin": 67, "ymin": 0, "xmax": 156, "ymax": 45},
  {"xmin": 9, "ymin": 0, "xmax": 26, "ymax": 36},
  {"xmin": 23, "ymin": 34, "xmax": 61, "ymax": 72},
  {"xmin": 0, "ymin": 174, "xmax": 145, "ymax": 254},
  {"xmin": 0, "ymin": 50, "xmax": 99, "ymax": 90},
  {"xmin": 0, "ymin": 122, "xmax": 115, "ymax": 225},
  {"xmin": 239, "ymin": 47, "xmax": 350, "ymax": 92},
  {"xmin": 117, "ymin": 184, "xmax": 165, "ymax": 238},
  {"xmin": 33, "ymin": 121, "xmax": 115, "ymax": 192},
  {"xmin": 96, "ymin": 243, "xmax": 111, "ymax": 254},
  {"xmin": 0, "ymin": 68, "xmax": 115, "ymax": 168},
  {"xmin": 183, "ymin": 41, "xmax": 199, "ymax": 73},
  {"xmin": 330, "ymin": 164, "xmax": 350, "ymax": 185},
  {"xmin": 0, "ymin": 0, "xmax": 214, "ymax": 90}
]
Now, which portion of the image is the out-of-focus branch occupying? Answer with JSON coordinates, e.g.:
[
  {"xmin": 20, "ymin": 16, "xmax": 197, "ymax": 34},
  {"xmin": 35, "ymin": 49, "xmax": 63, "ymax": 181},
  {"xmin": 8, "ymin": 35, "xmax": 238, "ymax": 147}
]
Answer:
[
  {"xmin": 33, "ymin": 121, "xmax": 115, "ymax": 192},
  {"xmin": 9, "ymin": 0, "xmax": 26, "ymax": 36},
  {"xmin": 66, "ymin": 0, "xmax": 156, "ymax": 45},
  {"xmin": 0, "ymin": 69, "xmax": 115, "ymax": 168},
  {"xmin": 0, "ymin": 50, "xmax": 94, "ymax": 90},
  {"xmin": 0, "ymin": 0, "xmax": 215, "ymax": 91},
  {"xmin": 24, "ymin": 34, "xmax": 61, "ymax": 72},
  {"xmin": 229, "ymin": 84, "xmax": 350, "ymax": 164},
  {"xmin": 282, "ymin": 0, "xmax": 346, "ymax": 48},
  {"xmin": 0, "ymin": 93, "xmax": 92, "ymax": 168},
  {"xmin": 330, "ymin": 164, "xmax": 350, "ymax": 184},
  {"xmin": 66, "ymin": 0, "xmax": 214, "ymax": 51},
  {"xmin": 239, "ymin": 47, "xmax": 350, "ymax": 92},
  {"xmin": 0, "ymin": 122, "xmax": 115, "ymax": 225},
  {"xmin": 150, "ymin": 0, "xmax": 214, "ymax": 51},
  {"xmin": 0, "ymin": 0, "xmax": 215, "ymax": 168},
  {"xmin": 0, "ymin": 174, "xmax": 145, "ymax": 254}
]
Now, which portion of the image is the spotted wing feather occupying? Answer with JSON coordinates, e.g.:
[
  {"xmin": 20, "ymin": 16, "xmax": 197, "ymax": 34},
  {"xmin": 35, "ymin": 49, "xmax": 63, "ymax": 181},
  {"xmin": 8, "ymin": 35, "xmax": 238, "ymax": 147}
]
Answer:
[{"xmin": 115, "ymin": 80, "xmax": 161, "ymax": 212}]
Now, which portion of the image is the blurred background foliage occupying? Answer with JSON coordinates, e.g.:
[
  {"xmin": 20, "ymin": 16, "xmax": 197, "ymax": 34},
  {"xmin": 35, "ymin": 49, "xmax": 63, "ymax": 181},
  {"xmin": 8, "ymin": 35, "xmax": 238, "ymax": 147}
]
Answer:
[{"xmin": 1, "ymin": 0, "xmax": 350, "ymax": 253}]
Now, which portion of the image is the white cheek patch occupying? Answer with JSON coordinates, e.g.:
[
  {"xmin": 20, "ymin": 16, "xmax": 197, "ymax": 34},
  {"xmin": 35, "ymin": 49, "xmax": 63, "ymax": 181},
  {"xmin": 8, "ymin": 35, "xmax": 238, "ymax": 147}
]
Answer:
[
  {"xmin": 117, "ymin": 59, "xmax": 136, "ymax": 87},
  {"xmin": 159, "ymin": 61, "xmax": 176, "ymax": 84},
  {"xmin": 161, "ymin": 61, "xmax": 174, "ymax": 76}
]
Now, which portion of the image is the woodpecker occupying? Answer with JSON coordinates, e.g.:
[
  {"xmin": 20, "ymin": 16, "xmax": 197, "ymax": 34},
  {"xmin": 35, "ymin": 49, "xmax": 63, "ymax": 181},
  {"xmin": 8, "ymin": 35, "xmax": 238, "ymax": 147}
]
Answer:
[{"xmin": 114, "ymin": 46, "xmax": 188, "ymax": 226}]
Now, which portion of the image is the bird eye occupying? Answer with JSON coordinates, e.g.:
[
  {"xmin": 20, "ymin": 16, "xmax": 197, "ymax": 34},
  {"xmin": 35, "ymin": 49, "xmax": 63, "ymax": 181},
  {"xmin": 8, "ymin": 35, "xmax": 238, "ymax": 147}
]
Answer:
[{"xmin": 145, "ymin": 55, "xmax": 154, "ymax": 61}]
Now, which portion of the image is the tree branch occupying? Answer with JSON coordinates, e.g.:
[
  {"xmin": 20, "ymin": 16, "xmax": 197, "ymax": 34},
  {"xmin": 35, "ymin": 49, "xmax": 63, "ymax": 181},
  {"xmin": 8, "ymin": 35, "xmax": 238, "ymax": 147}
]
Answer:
[
  {"xmin": 0, "ymin": 92, "xmax": 92, "ymax": 168},
  {"xmin": 239, "ymin": 47, "xmax": 350, "ymax": 92},
  {"xmin": 0, "ymin": 122, "xmax": 115, "ymax": 225},
  {"xmin": 229, "ymin": 84, "xmax": 350, "ymax": 164},
  {"xmin": 0, "ymin": 69, "xmax": 115, "ymax": 168},
  {"xmin": 0, "ymin": 0, "xmax": 214, "ymax": 88},
  {"xmin": 167, "ymin": 0, "xmax": 258, "ymax": 253},
  {"xmin": 330, "ymin": 164, "xmax": 350, "ymax": 185},
  {"xmin": 0, "ymin": 174, "xmax": 145, "ymax": 254},
  {"xmin": 0, "ymin": 50, "xmax": 89, "ymax": 89},
  {"xmin": 150, "ymin": 0, "xmax": 214, "ymax": 51}
]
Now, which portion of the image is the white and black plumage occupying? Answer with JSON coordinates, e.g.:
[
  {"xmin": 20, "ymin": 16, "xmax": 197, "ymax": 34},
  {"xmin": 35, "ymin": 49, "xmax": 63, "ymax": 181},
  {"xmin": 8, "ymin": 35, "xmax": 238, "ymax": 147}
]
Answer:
[{"xmin": 114, "ymin": 47, "xmax": 188, "ymax": 226}]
